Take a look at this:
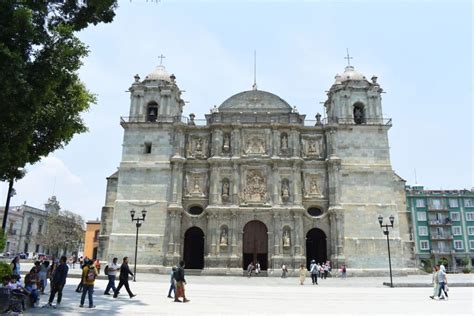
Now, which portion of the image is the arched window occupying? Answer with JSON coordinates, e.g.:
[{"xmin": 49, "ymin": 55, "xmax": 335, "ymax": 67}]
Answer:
[
  {"xmin": 146, "ymin": 101, "xmax": 158, "ymax": 122},
  {"xmin": 353, "ymin": 102, "xmax": 365, "ymax": 124}
]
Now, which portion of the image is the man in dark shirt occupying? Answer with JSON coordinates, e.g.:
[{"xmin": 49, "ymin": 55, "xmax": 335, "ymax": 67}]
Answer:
[
  {"xmin": 113, "ymin": 257, "xmax": 136, "ymax": 298},
  {"xmin": 174, "ymin": 260, "xmax": 189, "ymax": 303},
  {"xmin": 48, "ymin": 256, "xmax": 69, "ymax": 307}
]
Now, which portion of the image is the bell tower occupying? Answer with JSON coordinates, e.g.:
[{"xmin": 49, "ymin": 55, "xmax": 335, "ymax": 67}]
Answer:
[{"xmin": 324, "ymin": 60, "xmax": 414, "ymax": 270}]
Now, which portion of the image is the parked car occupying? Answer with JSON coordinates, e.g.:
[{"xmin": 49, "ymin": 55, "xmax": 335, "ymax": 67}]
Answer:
[
  {"xmin": 0, "ymin": 252, "xmax": 11, "ymax": 258},
  {"xmin": 18, "ymin": 253, "xmax": 27, "ymax": 259}
]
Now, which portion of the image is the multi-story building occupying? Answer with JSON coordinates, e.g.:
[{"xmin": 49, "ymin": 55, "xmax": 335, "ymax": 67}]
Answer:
[
  {"xmin": 407, "ymin": 186, "xmax": 474, "ymax": 271},
  {"xmin": 84, "ymin": 220, "xmax": 100, "ymax": 259},
  {"xmin": 0, "ymin": 205, "xmax": 23, "ymax": 254}
]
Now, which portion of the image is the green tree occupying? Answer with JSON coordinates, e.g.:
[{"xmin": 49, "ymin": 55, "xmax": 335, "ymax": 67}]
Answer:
[
  {"xmin": 0, "ymin": 0, "xmax": 117, "ymax": 182},
  {"xmin": 39, "ymin": 210, "xmax": 85, "ymax": 257},
  {"xmin": 0, "ymin": 229, "xmax": 6, "ymax": 252}
]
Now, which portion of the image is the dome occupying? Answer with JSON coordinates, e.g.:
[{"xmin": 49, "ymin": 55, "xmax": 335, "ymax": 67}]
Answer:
[
  {"xmin": 144, "ymin": 65, "xmax": 171, "ymax": 82},
  {"xmin": 218, "ymin": 89, "xmax": 292, "ymax": 113},
  {"xmin": 336, "ymin": 65, "xmax": 367, "ymax": 83}
]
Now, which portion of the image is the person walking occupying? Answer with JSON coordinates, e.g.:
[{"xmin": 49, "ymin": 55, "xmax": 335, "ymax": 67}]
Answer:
[
  {"xmin": 255, "ymin": 262, "xmax": 261, "ymax": 275},
  {"xmin": 299, "ymin": 264, "xmax": 307, "ymax": 285},
  {"xmin": 47, "ymin": 256, "xmax": 69, "ymax": 307},
  {"xmin": 10, "ymin": 256, "xmax": 21, "ymax": 280},
  {"xmin": 281, "ymin": 264, "xmax": 288, "ymax": 278},
  {"xmin": 174, "ymin": 260, "xmax": 189, "ymax": 303},
  {"xmin": 79, "ymin": 259, "xmax": 98, "ymax": 308},
  {"xmin": 437, "ymin": 265, "xmax": 448, "ymax": 300},
  {"xmin": 429, "ymin": 265, "xmax": 439, "ymax": 299},
  {"xmin": 38, "ymin": 261, "xmax": 49, "ymax": 294},
  {"xmin": 167, "ymin": 266, "xmax": 177, "ymax": 298},
  {"xmin": 310, "ymin": 260, "xmax": 318, "ymax": 285},
  {"xmin": 114, "ymin": 257, "xmax": 136, "ymax": 298},
  {"xmin": 247, "ymin": 262, "xmax": 254, "ymax": 277},
  {"xmin": 341, "ymin": 264, "xmax": 347, "ymax": 279},
  {"xmin": 104, "ymin": 257, "xmax": 119, "ymax": 295}
]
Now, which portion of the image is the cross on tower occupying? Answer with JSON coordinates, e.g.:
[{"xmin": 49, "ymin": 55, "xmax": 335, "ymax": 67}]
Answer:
[
  {"xmin": 158, "ymin": 54, "xmax": 166, "ymax": 65},
  {"xmin": 344, "ymin": 48, "xmax": 353, "ymax": 66}
]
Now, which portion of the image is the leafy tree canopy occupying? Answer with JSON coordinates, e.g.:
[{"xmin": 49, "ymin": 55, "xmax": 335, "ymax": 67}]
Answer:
[{"xmin": 0, "ymin": 0, "xmax": 117, "ymax": 181}]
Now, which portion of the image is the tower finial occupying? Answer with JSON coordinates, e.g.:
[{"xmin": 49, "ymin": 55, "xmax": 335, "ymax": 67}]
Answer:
[
  {"xmin": 252, "ymin": 50, "xmax": 257, "ymax": 90},
  {"xmin": 344, "ymin": 48, "xmax": 353, "ymax": 66},
  {"xmin": 158, "ymin": 54, "xmax": 166, "ymax": 65}
]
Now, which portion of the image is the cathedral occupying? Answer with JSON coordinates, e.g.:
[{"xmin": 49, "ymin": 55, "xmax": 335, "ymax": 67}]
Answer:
[{"xmin": 98, "ymin": 60, "xmax": 415, "ymax": 275}]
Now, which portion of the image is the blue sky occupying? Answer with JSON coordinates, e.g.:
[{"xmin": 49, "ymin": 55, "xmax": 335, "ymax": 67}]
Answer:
[{"xmin": 1, "ymin": 0, "xmax": 472, "ymax": 220}]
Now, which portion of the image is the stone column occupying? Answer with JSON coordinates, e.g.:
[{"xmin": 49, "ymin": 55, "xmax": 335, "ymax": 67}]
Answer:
[
  {"xmin": 290, "ymin": 128, "xmax": 299, "ymax": 157},
  {"xmin": 232, "ymin": 163, "xmax": 239, "ymax": 204},
  {"xmin": 176, "ymin": 163, "xmax": 184, "ymax": 204},
  {"xmin": 272, "ymin": 129, "xmax": 279, "ymax": 156},
  {"xmin": 230, "ymin": 212, "xmax": 238, "ymax": 256},
  {"xmin": 209, "ymin": 168, "xmax": 219, "ymax": 205},
  {"xmin": 167, "ymin": 211, "xmax": 175, "ymax": 255},
  {"xmin": 272, "ymin": 164, "xmax": 279, "ymax": 205},
  {"xmin": 292, "ymin": 163, "xmax": 302, "ymax": 204},
  {"xmin": 173, "ymin": 212, "xmax": 182, "ymax": 256},
  {"xmin": 232, "ymin": 128, "xmax": 241, "ymax": 157},
  {"xmin": 273, "ymin": 214, "xmax": 280, "ymax": 256},
  {"xmin": 208, "ymin": 213, "xmax": 217, "ymax": 255}
]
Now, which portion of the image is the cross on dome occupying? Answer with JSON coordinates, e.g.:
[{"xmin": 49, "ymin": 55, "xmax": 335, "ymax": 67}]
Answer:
[
  {"xmin": 344, "ymin": 48, "xmax": 353, "ymax": 66},
  {"xmin": 158, "ymin": 54, "xmax": 166, "ymax": 65}
]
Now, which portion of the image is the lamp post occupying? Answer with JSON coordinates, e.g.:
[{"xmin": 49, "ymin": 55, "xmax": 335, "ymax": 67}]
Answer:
[
  {"xmin": 130, "ymin": 208, "xmax": 147, "ymax": 282},
  {"xmin": 378, "ymin": 214, "xmax": 395, "ymax": 288}
]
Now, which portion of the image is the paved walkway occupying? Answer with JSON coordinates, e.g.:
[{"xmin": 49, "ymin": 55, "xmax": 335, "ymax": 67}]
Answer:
[{"xmin": 22, "ymin": 273, "xmax": 473, "ymax": 315}]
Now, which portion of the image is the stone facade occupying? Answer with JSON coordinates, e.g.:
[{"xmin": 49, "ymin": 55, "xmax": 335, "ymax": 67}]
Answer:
[{"xmin": 99, "ymin": 64, "xmax": 415, "ymax": 274}]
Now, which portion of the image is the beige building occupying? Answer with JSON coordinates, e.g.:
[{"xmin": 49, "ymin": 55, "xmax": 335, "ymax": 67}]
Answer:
[{"xmin": 99, "ymin": 63, "xmax": 415, "ymax": 275}]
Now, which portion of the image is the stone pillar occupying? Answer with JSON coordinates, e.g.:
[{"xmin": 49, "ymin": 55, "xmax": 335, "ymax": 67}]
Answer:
[
  {"xmin": 290, "ymin": 128, "xmax": 299, "ymax": 157},
  {"xmin": 273, "ymin": 214, "xmax": 280, "ymax": 256},
  {"xmin": 209, "ymin": 168, "xmax": 219, "ymax": 205},
  {"xmin": 232, "ymin": 163, "xmax": 239, "ymax": 204},
  {"xmin": 272, "ymin": 128, "xmax": 279, "ymax": 156},
  {"xmin": 232, "ymin": 128, "xmax": 241, "ymax": 157},
  {"xmin": 176, "ymin": 163, "xmax": 184, "ymax": 204},
  {"xmin": 230, "ymin": 212, "xmax": 238, "ymax": 256},
  {"xmin": 173, "ymin": 212, "xmax": 182, "ymax": 256},
  {"xmin": 167, "ymin": 211, "xmax": 175, "ymax": 255},
  {"xmin": 272, "ymin": 164, "xmax": 279, "ymax": 204},
  {"xmin": 208, "ymin": 213, "xmax": 217, "ymax": 255},
  {"xmin": 292, "ymin": 163, "xmax": 302, "ymax": 204}
]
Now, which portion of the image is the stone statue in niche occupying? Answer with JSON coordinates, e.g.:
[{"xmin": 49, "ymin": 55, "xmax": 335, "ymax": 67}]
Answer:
[
  {"xmin": 307, "ymin": 139, "xmax": 321, "ymax": 157},
  {"xmin": 220, "ymin": 228, "xmax": 228, "ymax": 246},
  {"xmin": 242, "ymin": 170, "xmax": 267, "ymax": 203},
  {"xmin": 282, "ymin": 230, "xmax": 291, "ymax": 248},
  {"xmin": 222, "ymin": 134, "xmax": 230, "ymax": 153},
  {"xmin": 281, "ymin": 134, "xmax": 288, "ymax": 150},
  {"xmin": 309, "ymin": 179, "xmax": 320, "ymax": 195},
  {"xmin": 281, "ymin": 181, "xmax": 290, "ymax": 202},
  {"xmin": 195, "ymin": 138, "xmax": 203, "ymax": 153},
  {"xmin": 222, "ymin": 180, "xmax": 230, "ymax": 201},
  {"xmin": 191, "ymin": 177, "xmax": 201, "ymax": 194}
]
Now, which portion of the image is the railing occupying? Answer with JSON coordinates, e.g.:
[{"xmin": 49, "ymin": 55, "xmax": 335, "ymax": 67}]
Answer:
[
  {"xmin": 121, "ymin": 115, "xmax": 189, "ymax": 124},
  {"xmin": 430, "ymin": 235, "xmax": 453, "ymax": 240},
  {"xmin": 428, "ymin": 219, "xmax": 452, "ymax": 225},
  {"xmin": 322, "ymin": 117, "xmax": 392, "ymax": 126},
  {"xmin": 431, "ymin": 249, "xmax": 453, "ymax": 254},
  {"xmin": 206, "ymin": 113, "xmax": 305, "ymax": 125}
]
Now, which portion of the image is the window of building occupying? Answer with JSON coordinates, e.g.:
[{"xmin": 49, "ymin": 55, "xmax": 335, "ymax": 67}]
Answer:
[
  {"xmin": 452, "ymin": 226, "xmax": 462, "ymax": 236},
  {"xmin": 144, "ymin": 142, "xmax": 152, "ymax": 154},
  {"xmin": 464, "ymin": 199, "xmax": 474, "ymax": 207},
  {"xmin": 416, "ymin": 199, "xmax": 425, "ymax": 208},
  {"xmin": 38, "ymin": 224, "xmax": 42, "ymax": 234},
  {"xmin": 35, "ymin": 244, "xmax": 40, "ymax": 253},
  {"xmin": 450, "ymin": 212, "xmax": 460, "ymax": 221},
  {"xmin": 307, "ymin": 207, "xmax": 323, "ymax": 217},
  {"xmin": 466, "ymin": 212, "xmax": 474, "ymax": 221},
  {"xmin": 420, "ymin": 240, "xmax": 430, "ymax": 250},
  {"xmin": 418, "ymin": 226, "xmax": 428, "ymax": 236},
  {"xmin": 93, "ymin": 230, "xmax": 100, "ymax": 241},
  {"xmin": 24, "ymin": 242, "xmax": 29, "ymax": 253},
  {"xmin": 470, "ymin": 240, "xmax": 474, "ymax": 250},
  {"xmin": 417, "ymin": 212, "xmax": 427, "ymax": 221},
  {"xmin": 146, "ymin": 102, "xmax": 158, "ymax": 122},
  {"xmin": 429, "ymin": 198, "xmax": 443, "ymax": 210},
  {"xmin": 454, "ymin": 240, "xmax": 463, "ymax": 250},
  {"xmin": 467, "ymin": 226, "xmax": 474, "ymax": 235},
  {"xmin": 26, "ymin": 222, "xmax": 32, "ymax": 235},
  {"xmin": 353, "ymin": 102, "xmax": 366, "ymax": 124},
  {"xmin": 448, "ymin": 198, "xmax": 459, "ymax": 208}
]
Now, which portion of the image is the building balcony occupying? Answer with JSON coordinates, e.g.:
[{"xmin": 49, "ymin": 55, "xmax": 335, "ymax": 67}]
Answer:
[
  {"xmin": 430, "ymin": 249, "xmax": 455, "ymax": 255},
  {"xmin": 430, "ymin": 235, "xmax": 453, "ymax": 240},
  {"xmin": 322, "ymin": 116, "xmax": 392, "ymax": 126},
  {"xmin": 428, "ymin": 220, "xmax": 452, "ymax": 226},
  {"xmin": 428, "ymin": 207, "xmax": 448, "ymax": 211},
  {"xmin": 121, "ymin": 115, "xmax": 190, "ymax": 125}
]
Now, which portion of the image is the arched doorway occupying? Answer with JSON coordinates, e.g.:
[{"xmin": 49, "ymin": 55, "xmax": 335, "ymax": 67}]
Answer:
[
  {"xmin": 306, "ymin": 228, "xmax": 327, "ymax": 268},
  {"xmin": 183, "ymin": 227, "xmax": 205, "ymax": 269},
  {"xmin": 242, "ymin": 220, "xmax": 268, "ymax": 270}
]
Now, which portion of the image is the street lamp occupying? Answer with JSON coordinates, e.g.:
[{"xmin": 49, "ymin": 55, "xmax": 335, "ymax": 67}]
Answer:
[
  {"xmin": 378, "ymin": 214, "xmax": 395, "ymax": 288},
  {"xmin": 130, "ymin": 208, "xmax": 147, "ymax": 282}
]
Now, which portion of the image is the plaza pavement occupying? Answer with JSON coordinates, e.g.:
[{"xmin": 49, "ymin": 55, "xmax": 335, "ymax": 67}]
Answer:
[{"xmin": 20, "ymin": 269, "xmax": 473, "ymax": 316}]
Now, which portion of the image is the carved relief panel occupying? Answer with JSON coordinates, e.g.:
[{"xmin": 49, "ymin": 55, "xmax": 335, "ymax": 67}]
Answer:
[
  {"xmin": 242, "ymin": 129, "xmax": 271, "ymax": 156},
  {"xmin": 302, "ymin": 135, "xmax": 324, "ymax": 159},
  {"xmin": 186, "ymin": 134, "xmax": 209, "ymax": 159},
  {"xmin": 303, "ymin": 173, "xmax": 325, "ymax": 198},
  {"xmin": 240, "ymin": 168, "xmax": 268, "ymax": 205},
  {"xmin": 184, "ymin": 171, "xmax": 208, "ymax": 197}
]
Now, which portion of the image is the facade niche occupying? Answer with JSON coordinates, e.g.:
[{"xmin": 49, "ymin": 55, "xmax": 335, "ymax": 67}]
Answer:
[
  {"xmin": 222, "ymin": 133, "xmax": 231, "ymax": 153},
  {"xmin": 281, "ymin": 179, "xmax": 290, "ymax": 202},
  {"xmin": 146, "ymin": 101, "xmax": 158, "ymax": 122},
  {"xmin": 353, "ymin": 102, "xmax": 365, "ymax": 124},
  {"xmin": 219, "ymin": 225, "xmax": 229, "ymax": 246},
  {"xmin": 280, "ymin": 132, "xmax": 289, "ymax": 152},
  {"xmin": 221, "ymin": 178, "xmax": 230, "ymax": 202}
]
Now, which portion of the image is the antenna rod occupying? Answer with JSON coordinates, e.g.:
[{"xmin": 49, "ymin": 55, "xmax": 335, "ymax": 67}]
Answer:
[
  {"xmin": 414, "ymin": 169, "xmax": 417, "ymax": 184},
  {"xmin": 253, "ymin": 50, "xmax": 257, "ymax": 89}
]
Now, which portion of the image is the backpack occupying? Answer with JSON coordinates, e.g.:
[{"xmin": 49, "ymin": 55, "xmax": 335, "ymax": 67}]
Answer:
[
  {"xmin": 86, "ymin": 267, "xmax": 96, "ymax": 282},
  {"xmin": 104, "ymin": 265, "xmax": 109, "ymax": 275}
]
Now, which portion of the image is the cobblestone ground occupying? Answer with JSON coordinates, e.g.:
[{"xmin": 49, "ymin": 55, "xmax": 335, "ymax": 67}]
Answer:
[{"xmin": 22, "ymin": 272, "xmax": 473, "ymax": 315}]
